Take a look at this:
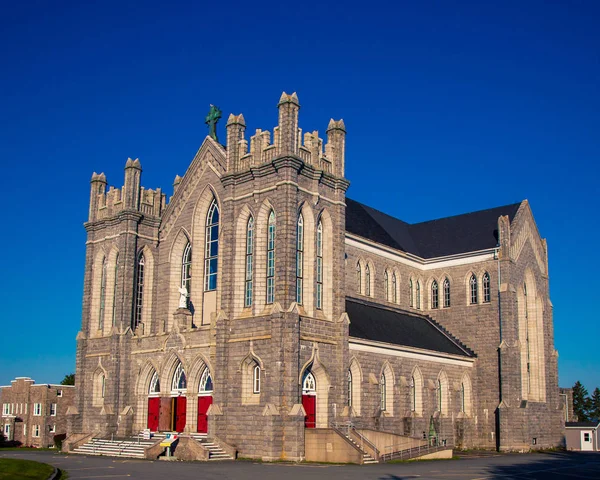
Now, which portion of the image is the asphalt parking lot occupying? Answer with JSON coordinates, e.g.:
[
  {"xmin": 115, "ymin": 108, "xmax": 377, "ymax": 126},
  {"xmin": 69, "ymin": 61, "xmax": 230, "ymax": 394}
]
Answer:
[{"xmin": 1, "ymin": 450, "xmax": 599, "ymax": 479}]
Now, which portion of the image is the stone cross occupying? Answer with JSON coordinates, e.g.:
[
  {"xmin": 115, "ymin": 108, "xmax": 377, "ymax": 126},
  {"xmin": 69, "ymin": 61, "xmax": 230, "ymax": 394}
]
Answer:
[{"xmin": 205, "ymin": 104, "xmax": 222, "ymax": 142}]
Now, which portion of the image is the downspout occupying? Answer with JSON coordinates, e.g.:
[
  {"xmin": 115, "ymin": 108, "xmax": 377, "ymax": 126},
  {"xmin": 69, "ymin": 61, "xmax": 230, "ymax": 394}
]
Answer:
[{"xmin": 496, "ymin": 245, "xmax": 503, "ymax": 451}]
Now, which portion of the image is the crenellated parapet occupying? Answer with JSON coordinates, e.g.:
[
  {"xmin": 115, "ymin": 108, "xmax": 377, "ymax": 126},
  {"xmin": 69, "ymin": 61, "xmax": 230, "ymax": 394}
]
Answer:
[
  {"xmin": 88, "ymin": 158, "xmax": 166, "ymax": 222},
  {"xmin": 225, "ymin": 92, "xmax": 346, "ymax": 177}
]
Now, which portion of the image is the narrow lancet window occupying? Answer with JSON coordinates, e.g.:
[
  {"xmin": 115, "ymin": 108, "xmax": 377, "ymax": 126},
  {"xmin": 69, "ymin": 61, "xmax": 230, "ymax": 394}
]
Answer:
[
  {"xmin": 416, "ymin": 281, "xmax": 421, "ymax": 309},
  {"xmin": 112, "ymin": 254, "xmax": 119, "ymax": 326},
  {"xmin": 409, "ymin": 279, "xmax": 414, "ymax": 307},
  {"xmin": 365, "ymin": 264, "xmax": 371, "ymax": 296},
  {"xmin": 205, "ymin": 199, "xmax": 219, "ymax": 291},
  {"xmin": 266, "ymin": 211, "xmax": 275, "ymax": 304},
  {"xmin": 296, "ymin": 214, "xmax": 304, "ymax": 305},
  {"xmin": 245, "ymin": 216, "xmax": 254, "ymax": 307},
  {"xmin": 384, "ymin": 271, "xmax": 389, "ymax": 301},
  {"xmin": 443, "ymin": 278, "xmax": 451, "ymax": 307},
  {"xmin": 483, "ymin": 272, "xmax": 491, "ymax": 303},
  {"xmin": 134, "ymin": 253, "xmax": 145, "ymax": 329},
  {"xmin": 431, "ymin": 280, "xmax": 439, "ymax": 309},
  {"xmin": 356, "ymin": 262, "xmax": 362, "ymax": 294},
  {"xmin": 316, "ymin": 221, "xmax": 323, "ymax": 309},
  {"xmin": 98, "ymin": 257, "xmax": 107, "ymax": 330},
  {"xmin": 392, "ymin": 273, "xmax": 397, "ymax": 303},
  {"xmin": 470, "ymin": 274, "xmax": 478, "ymax": 304},
  {"xmin": 181, "ymin": 242, "xmax": 192, "ymax": 296}
]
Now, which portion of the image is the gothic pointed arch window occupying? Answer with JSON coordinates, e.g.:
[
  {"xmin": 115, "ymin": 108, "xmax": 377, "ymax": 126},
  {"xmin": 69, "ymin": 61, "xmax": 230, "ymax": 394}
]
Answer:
[
  {"xmin": 416, "ymin": 281, "xmax": 421, "ymax": 309},
  {"xmin": 181, "ymin": 242, "xmax": 192, "ymax": 295},
  {"xmin": 134, "ymin": 253, "xmax": 145, "ymax": 329},
  {"xmin": 469, "ymin": 274, "xmax": 478, "ymax": 304},
  {"xmin": 149, "ymin": 371, "xmax": 160, "ymax": 395},
  {"xmin": 483, "ymin": 272, "xmax": 491, "ymax": 303},
  {"xmin": 296, "ymin": 214, "xmax": 304, "ymax": 305},
  {"xmin": 380, "ymin": 373, "xmax": 386, "ymax": 411},
  {"xmin": 316, "ymin": 220, "xmax": 324, "ymax": 310},
  {"xmin": 392, "ymin": 273, "xmax": 397, "ymax": 304},
  {"xmin": 356, "ymin": 262, "xmax": 362, "ymax": 294},
  {"xmin": 365, "ymin": 264, "xmax": 371, "ymax": 296},
  {"xmin": 171, "ymin": 362, "xmax": 187, "ymax": 393},
  {"xmin": 409, "ymin": 279, "xmax": 414, "ymax": 307},
  {"xmin": 431, "ymin": 280, "xmax": 439, "ymax": 309},
  {"xmin": 205, "ymin": 199, "xmax": 219, "ymax": 291},
  {"xmin": 112, "ymin": 253, "xmax": 119, "ymax": 326},
  {"xmin": 253, "ymin": 365, "xmax": 261, "ymax": 394},
  {"xmin": 443, "ymin": 277, "xmax": 451, "ymax": 308},
  {"xmin": 266, "ymin": 210, "xmax": 276, "ymax": 304},
  {"xmin": 199, "ymin": 367, "xmax": 213, "ymax": 394},
  {"xmin": 347, "ymin": 370, "xmax": 353, "ymax": 407},
  {"xmin": 245, "ymin": 216, "xmax": 254, "ymax": 307},
  {"xmin": 384, "ymin": 271, "xmax": 389, "ymax": 301},
  {"xmin": 410, "ymin": 375, "xmax": 416, "ymax": 412},
  {"xmin": 98, "ymin": 257, "xmax": 107, "ymax": 330}
]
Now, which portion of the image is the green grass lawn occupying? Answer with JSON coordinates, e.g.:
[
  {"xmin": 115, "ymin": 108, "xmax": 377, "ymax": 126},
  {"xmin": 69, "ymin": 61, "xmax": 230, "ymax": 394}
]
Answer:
[{"xmin": 0, "ymin": 458, "xmax": 54, "ymax": 480}]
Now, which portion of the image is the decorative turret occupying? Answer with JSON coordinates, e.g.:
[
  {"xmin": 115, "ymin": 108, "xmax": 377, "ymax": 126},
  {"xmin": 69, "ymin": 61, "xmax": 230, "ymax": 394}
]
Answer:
[
  {"xmin": 226, "ymin": 114, "xmax": 246, "ymax": 171},
  {"xmin": 277, "ymin": 92, "xmax": 300, "ymax": 155},
  {"xmin": 124, "ymin": 158, "xmax": 142, "ymax": 210},
  {"xmin": 89, "ymin": 172, "xmax": 107, "ymax": 221},
  {"xmin": 325, "ymin": 119, "xmax": 346, "ymax": 177}
]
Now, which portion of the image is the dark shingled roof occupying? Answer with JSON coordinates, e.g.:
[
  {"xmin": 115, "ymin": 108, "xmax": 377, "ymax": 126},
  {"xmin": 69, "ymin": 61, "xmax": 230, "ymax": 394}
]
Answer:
[
  {"xmin": 346, "ymin": 298, "xmax": 474, "ymax": 358},
  {"xmin": 345, "ymin": 198, "xmax": 522, "ymax": 258},
  {"xmin": 566, "ymin": 421, "xmax": 600, "ymax": 428}
]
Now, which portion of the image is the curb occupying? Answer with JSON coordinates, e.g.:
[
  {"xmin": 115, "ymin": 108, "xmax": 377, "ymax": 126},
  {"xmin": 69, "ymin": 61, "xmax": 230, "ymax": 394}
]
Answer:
[{"xmin": 48, "ymin": 466, "xmax": 59, "ymax": 480}]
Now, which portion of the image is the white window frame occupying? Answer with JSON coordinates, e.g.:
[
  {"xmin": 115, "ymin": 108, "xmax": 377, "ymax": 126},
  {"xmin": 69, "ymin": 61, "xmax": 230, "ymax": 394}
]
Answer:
[
  {"xmin": 2, "ymin": 403, "xmax": 8, "ymax": 416},
  {"xmin": 244, "ymin": 216, "xmax": 254, "ymax": 307},
  {"xmin": 252, "ymin": 365, "xmax": 261, "ymax": 394},
  {"xmin": 50, "ymin": 403, "xmax": 57, "ymax": 416},
  {"xmin": 33, "ymin": 424, "xmax": 40, "ymax": 438},
  {"xmin": 204, "ymin": 199, "xmax": 220, "ymax": 292},
  {"xmin": 33, "ymin": 403, "xmax": 42, "ymax": 416},
  {"xmin": 49, "ymin": 424, "xmax": 56, "ymax": 433},
  {"xmin": 266, "ymin": 211, "xmax": 276, "ymax": 304},
  {"xmin": 57, "ymin": 389, "xmax": 63, "ymax": 397}
]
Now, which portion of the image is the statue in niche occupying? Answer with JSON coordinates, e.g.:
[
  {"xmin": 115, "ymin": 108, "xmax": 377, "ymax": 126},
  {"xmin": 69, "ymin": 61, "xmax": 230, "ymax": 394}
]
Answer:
[{"xmin": 178, "ymin": 286, "xmax": 189, "ymax": 309}]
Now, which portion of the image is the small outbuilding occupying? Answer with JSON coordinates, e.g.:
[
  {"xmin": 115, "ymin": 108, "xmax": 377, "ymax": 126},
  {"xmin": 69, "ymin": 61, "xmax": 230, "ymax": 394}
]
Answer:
[{"xmin": 565, "ymin": 421, "xmax": 600, "ymax": 451}]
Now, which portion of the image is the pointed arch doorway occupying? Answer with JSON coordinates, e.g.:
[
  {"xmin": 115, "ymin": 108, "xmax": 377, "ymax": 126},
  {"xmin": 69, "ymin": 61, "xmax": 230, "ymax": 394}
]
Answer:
[
  {"xmin": 197, "ymin": 367, "xmax": 213, "ymax": 433},
  {"xmin": 302, "ymin": 371, "xmax": 317, "ymax": 429},
  {"xmin": 170, "ymin": 363, "xmax": 187, "ymax": 432},
  {"xmin": 147, "ymin": 371, "xmax": 160, "ymax": 431}
]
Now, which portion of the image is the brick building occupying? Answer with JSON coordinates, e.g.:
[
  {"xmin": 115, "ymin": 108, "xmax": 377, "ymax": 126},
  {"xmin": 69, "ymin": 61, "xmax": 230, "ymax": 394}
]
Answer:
[
  {"xmin": 1, "ymin": 377, "xmax": 75, "ymax": 447},
  {"xmin": 67, "ymin": 92, "xmax": 564, "ymax": 459}
]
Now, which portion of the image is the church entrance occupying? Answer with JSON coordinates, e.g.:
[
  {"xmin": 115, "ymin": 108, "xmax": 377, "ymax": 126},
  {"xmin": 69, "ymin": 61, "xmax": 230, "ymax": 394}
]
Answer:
[
  {"xmin": 147, "ymin": 397, "xmax": 160, "ymax": 431},
  {"xmin": 171, "ymin": 396, "xmax": 187, "ymax": 432},
  {"xmin": 147, "ymin": 371, "xmax": 161, "ymax": 431},
  {"xmin": 302, "ymin": 371, "xmax": 317, "ymax": 429},
  {"xmin": 197, "ymin": 367, "xmax": 213, "ymax": 434},
  {"xmin": 169, "ymin": 361, "xmax": 187, "ymax": 432}
]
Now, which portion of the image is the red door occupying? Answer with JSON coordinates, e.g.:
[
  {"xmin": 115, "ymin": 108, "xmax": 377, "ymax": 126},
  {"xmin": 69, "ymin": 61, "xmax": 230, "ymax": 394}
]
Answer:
[
  {"xmin": 302, "ymin": 395, "xmax": 316, "ymax": 428},
  {"xmin": 197, "ymin": 396, "xmax": 213, "ymax": 433},
  {"xmin": 174, "ymin": 396, "xmax": 187, "ymax": 432},
  {"xmin": 147, "ymin": 397, "xmax": 160, "ymax": 431}
]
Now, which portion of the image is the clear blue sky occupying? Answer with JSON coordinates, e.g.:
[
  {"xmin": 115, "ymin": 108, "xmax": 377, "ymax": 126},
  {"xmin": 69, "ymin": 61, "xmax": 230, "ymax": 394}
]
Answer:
[{"xmin": 0, "ymin": 1, "xmax": 598, "ymax": 392}]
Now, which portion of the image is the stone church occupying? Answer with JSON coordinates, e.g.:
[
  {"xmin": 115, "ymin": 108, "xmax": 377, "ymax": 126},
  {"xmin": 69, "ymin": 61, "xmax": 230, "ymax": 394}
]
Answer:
[{"xmin": 68, "ymin": 92, "xmax": 564, "ymax": 460}]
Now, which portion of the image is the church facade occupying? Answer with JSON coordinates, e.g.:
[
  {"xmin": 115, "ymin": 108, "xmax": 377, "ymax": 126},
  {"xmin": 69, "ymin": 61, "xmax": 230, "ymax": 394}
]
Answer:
[{"xmin": 69, "ymin": 92, "xmax": 564, "ymax": 459}]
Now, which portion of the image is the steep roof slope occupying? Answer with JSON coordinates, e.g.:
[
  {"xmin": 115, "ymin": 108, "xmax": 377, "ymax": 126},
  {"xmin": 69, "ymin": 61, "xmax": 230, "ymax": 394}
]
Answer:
[
  {"xmin": 346, "ymin": 298, "xmax": 475, "ymax": 358},
  {"xmin": 345, "ymin": 198, "xmax": 521, "ymax": 258}
]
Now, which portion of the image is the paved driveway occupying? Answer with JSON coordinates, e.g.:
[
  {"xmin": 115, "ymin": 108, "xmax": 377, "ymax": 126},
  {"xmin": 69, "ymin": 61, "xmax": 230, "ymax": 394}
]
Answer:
[{"xmin": 1, "ymin": 450, "xmax": 599, "ymax": 479}]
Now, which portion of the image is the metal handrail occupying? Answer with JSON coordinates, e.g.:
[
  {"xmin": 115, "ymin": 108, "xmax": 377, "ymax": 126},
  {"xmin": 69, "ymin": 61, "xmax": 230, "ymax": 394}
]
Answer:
[
  {"xmin": 381, "ymin": 440, "xmax": 452, "ymax": 462},
  {"xmin": 331, "ymin": 422, "xmax": 380, "ymax": 460}
]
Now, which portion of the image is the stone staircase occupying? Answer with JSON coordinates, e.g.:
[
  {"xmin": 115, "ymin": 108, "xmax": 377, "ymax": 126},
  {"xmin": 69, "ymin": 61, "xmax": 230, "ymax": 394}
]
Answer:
[
  {"xmin": 72, "ymin": 438, "xmax": 153, "ymax": 458},
  {"xmin": 71, "ymin": 432, "xmax": 232, "ymax": 461},
  {"xmin": 336, "ymin": 429, "xmax": 378, "ymax": 464}
]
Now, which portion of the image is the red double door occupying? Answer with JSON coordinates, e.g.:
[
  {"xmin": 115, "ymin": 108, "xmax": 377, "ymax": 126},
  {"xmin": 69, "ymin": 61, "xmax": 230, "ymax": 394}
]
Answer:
[
  {"xmin": 147, "ymin": 397, "xmax": 160, "ymax": 431},
  {"xmin": 197, "ymin": 396, "xmax": 213, "ymax": 433},
  {"xmin": 302, "ymin": 395, "xmax": 316, "ymax": 429},
  {"xmin": 172, "ymin": 396, "xmax": 187, "ymax": 432}
]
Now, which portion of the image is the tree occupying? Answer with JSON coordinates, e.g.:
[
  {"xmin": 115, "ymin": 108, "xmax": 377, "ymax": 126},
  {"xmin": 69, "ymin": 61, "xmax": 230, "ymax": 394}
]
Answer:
[
  {"xmin": 573, "ymin": 381, "xmax": 591, "ymax": 421},
  {"xmin": 590, "ymin": 387, "xmax": 600, "ymax": 421},
  {"xmin": 61, "ymin": 373, "xmax": 75, "ymax": 386}
]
